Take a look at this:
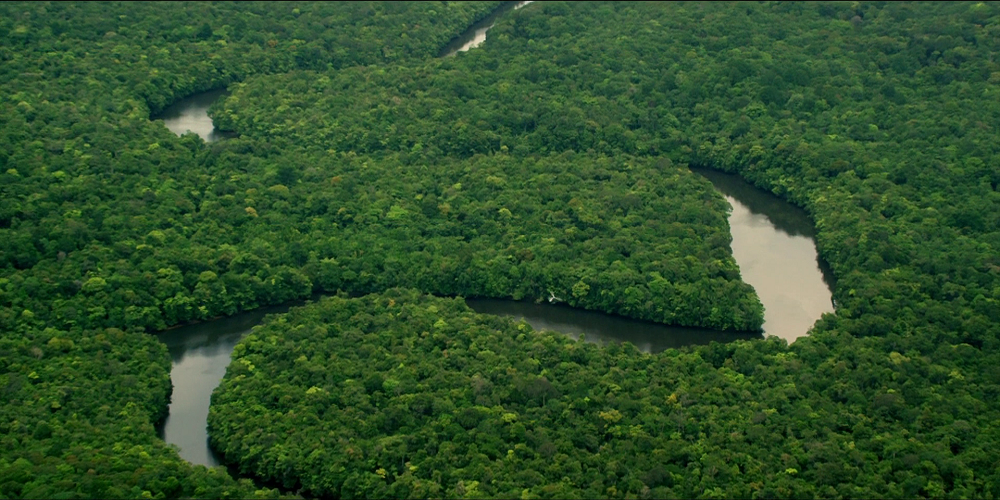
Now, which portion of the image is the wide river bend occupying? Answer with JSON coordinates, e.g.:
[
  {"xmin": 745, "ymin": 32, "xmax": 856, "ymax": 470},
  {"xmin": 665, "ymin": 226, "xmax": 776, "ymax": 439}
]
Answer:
[{"xmin": 151, "ymin": 2, "xmax": 834, "ymax": 469}]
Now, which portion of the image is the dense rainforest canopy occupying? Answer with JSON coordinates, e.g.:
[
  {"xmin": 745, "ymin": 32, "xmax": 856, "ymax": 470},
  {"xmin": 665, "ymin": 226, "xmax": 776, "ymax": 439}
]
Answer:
[
  {"xmin": 3, "ymin": 1, "xmax": 1000, "ymax": 499},
  {"xmin": 209, "ymin": 289, "xmax": 771, "ymax": 498},
  {"xmin": 0, "ymin": 2, "xmax": 504, "ymax": 498}
]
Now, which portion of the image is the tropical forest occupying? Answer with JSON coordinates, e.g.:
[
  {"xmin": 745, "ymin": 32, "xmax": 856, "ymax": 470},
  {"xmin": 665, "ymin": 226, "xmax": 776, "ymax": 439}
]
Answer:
[{"xmin": 2, "ymin": 1, "xmax": 1000, "ymax": 499}]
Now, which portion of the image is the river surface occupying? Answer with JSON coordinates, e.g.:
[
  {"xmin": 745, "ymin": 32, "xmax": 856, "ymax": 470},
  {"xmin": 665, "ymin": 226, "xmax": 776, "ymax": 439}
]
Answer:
[
  {"xmin": 152, "ymin": 162, "xmax": 833, "ymax": 466},
  {"xmin": 691, "ymin": 168, "xmax": 835, "ymax": 342},
  {"xmin": 154, "ymin": 303, "xmax": 299, "ymax": 466},
  {"xmin": 157, "ymin": 294, "xmax": 760, "ymax": 466},
  {"xmin": 439, "ymin": 1, "xmax": 532, "ymax": 57},
  {"xmin": 467, "ymin": 299, "xmax": 760, "ymax": 353},
  {"xmin": 151, "ymin": 1, "xmax": 833, "ymax": 471},
  {"xmin": 154, "ymin": 88, "xmax": 234, "ymax": 142}
]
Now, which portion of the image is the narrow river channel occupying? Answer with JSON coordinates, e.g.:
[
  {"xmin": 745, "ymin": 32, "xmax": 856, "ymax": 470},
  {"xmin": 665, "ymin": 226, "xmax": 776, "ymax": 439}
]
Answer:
[
  {"xmin": 151, "ymin": 1, "xmax": 833, "ymax": 470},
  {"xmin": 154, "ymin": 303, "xmax": 298, "ymax": 467},
  {"xmin": 439, "ymin": 1, "xmax": 532, "ymax": 57}
]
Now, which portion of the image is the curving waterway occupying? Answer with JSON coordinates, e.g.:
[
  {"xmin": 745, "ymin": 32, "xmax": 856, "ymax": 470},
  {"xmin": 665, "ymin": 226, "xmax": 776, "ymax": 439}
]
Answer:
[
  {"xmin": 154, "ymin": 303, "xmax": 299, "ymax": 466},
  {"xmin": 152, "ymin": 1, "xmax": 833, "ymax": 470},
  {"xmin": 691, "ymin": 168, "xmax": 835, "ymax": 343},
  {"xmin": 439, "ymin": 2, "xmax": 533, "ymax": 57}
]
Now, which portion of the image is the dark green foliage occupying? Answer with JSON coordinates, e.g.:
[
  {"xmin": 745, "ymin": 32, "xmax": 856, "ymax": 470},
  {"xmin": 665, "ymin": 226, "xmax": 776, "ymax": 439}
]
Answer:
[
  {"xmin": 209, "ymin": 290, "xmax": 765, "ymax": 498},
  {"xmin": 0, "ymin": 134, "xmax": 760, "ymax": 335},
  {"xmin": 206, "ymin": 1, "xmax": 1000, "ymax": 498},
  {"xmin": 210, "ymin": 290, "xmax": 1000, "ymax": 499},
  {"xmin": 283, "ymin": 151, "xmax": 759, "ymax": 330},
  {"xmin": 0, "ymin": 1, "xmax": 501, "ymax": 498},
  {"xmin": 0, "ymin": 325, "xmax": 279, "ymax": 499},
  {"xmin": 5, "ymin": 0, "xmax": 1000, "ymax": 498}
]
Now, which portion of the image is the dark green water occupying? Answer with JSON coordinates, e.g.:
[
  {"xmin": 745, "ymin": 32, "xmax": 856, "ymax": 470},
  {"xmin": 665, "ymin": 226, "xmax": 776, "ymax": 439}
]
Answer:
[{"xmin": 466, "ymin": 298, "xmax": 761, "ymax": 353}]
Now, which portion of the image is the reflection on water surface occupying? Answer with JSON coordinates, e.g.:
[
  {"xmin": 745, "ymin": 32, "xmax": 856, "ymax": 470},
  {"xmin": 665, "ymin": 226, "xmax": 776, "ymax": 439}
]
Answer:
[
  {"xmin": 439, "ymin": 2, "xmax": 533, "ymax": 57},
  {"xmin": 692, "ymin": 168, "xmax": 835, "ymax": 342},
  {"xmin": 155, "ymin": 303, "xmax": 295, "ymax": 467},
  {"xmin": 154, "ymin": 88, "xmax": 234, "ymax": 142},
  {"xmin": 467, "ymin": 298, "xmax": 761, "ymax": 353}
]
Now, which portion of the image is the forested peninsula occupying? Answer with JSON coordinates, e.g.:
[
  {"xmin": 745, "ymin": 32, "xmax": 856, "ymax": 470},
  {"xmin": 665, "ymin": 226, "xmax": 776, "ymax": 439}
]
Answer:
[{"xmin": 3, "ymin": 1, "xmax": 1000, "ymax": 499}]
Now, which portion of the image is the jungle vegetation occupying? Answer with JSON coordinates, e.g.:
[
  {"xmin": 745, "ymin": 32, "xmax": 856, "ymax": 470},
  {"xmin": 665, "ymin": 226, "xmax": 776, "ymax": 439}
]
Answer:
[
  {"xmin": 0, "ymin": 2, "xmax": 502, "ymax": 498},
  {"xmin": 3, "ymin": 1, "xmax": 1000, "ymax": 499}
]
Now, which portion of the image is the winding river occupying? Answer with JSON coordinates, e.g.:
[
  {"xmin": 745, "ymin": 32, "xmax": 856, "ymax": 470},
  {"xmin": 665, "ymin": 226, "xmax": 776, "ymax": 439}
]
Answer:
[
  {"xmin": 152, "ymin": 2, "xmax": 833, "ymax": 469},
  {"xmin": 690, "ymin": 168, "xmax": 835, "ymax": 343},
  {"xmin": 154, "ymin": 303, "xmax": 303, "ymax": 467}
]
